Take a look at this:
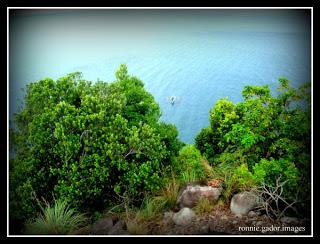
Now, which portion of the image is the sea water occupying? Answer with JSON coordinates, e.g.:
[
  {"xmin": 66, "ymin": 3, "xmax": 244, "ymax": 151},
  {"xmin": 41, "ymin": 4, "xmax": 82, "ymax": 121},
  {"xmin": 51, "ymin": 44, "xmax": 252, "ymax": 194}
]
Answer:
[{"xmin": 9, "ymin": 11, "xmax": 311, "ymax": 144}]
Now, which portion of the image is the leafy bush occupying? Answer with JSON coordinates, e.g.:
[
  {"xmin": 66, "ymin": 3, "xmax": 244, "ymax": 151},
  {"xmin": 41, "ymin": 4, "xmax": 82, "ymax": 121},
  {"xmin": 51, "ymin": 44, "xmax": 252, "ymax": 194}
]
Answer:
[
  {"xmin": 195, "ymin": 78, "xmax": 311, "ymax": 212},
  {"xmin": 215, "ymin": 162, "xmax": 258, "ymax": 201},
  {"xmin": 24, "ymin": 199, "xmax": 87, "ymax": 235},
  {"xmin": 10, "ymin": 64, "xmax": 182, "ymax": 226},
  {"xmin": 155, "ymin": 122, "xmax": 185, "ymax": 165},
  {"xmin": 194, "ymin": 127, "xmax": 216, "ymax": 162},
  {"xmin": 173, "ymin": 145, "xmax": 207, "ymax": 184},
  {"xmin": 253, "ymin": 158, "xmax": 300, "ymax": 200},
  {"xmin": 232, "ymin": 164, "xmax": 258, "ymax": 190}
]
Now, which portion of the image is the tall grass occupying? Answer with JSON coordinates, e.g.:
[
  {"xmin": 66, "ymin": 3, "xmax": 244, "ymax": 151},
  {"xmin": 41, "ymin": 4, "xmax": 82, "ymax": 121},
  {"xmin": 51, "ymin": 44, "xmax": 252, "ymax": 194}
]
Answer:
[
  {"xmin": 134, "ymin": 196, "xmax": 165, "ymax": 222},
  {"xmin": 124, "ymin": 173, "xmax": 181, "ymax": 234},
  {"xmin": 180, "ymin": 171, "xmax": 197, "ymax": 184},
  {"xmin": 126, "ymin": 218, "xmax": 149, "ymax": 235},
  {"xmin": 122, "ymin": 200, "xmax": 154, "ymax": 235},
  {"xmin": 159, "ymin": 174, "xmax": 180, "ymax": 209},
  {"xmin": 200, "ymin": 158, "xmax": 215, "ymax": 179},
  {"xmin": 193, "ymin": 197, "xmax": 214, "ymax": 216},
  {"xmin": 24, "ymin": 199, "xmax": 87, "ymax": 235}
]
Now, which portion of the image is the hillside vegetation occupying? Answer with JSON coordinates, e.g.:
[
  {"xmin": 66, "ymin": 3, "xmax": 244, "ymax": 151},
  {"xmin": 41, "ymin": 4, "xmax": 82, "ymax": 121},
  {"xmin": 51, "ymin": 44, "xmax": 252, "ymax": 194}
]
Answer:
[{"xmin": 9, "ymin": 65, "xmax": 311, "ymax": 234}]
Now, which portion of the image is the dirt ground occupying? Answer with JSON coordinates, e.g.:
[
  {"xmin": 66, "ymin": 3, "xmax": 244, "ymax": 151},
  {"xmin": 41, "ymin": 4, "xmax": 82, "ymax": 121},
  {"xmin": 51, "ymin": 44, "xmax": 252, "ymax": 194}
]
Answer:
[{"xmin": 147, "ymin": 205, "xmax": 311, "ymax": 236}]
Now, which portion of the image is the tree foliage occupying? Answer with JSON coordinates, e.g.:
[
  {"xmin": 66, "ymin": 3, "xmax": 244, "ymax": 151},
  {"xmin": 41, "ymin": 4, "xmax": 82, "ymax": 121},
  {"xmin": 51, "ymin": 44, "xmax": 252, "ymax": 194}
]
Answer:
[
  {"xmin": 10, "ymin": 65, "xmax": 182, "ymax": 224},
  {"xmin": 195, "ymin": 78, "xmax": 311, "ymax": 210}
]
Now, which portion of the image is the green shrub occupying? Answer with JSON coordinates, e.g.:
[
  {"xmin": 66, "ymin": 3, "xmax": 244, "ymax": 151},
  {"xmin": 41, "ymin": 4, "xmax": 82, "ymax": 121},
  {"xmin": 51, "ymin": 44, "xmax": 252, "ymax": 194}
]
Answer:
[
  {"xmin": 195, "ymin": 78, "xmax": 311, "ymax": 210},
  {"xmin": 194, "ymin": 127, "xmax": 216, "ymax": 162},
  {"xmin": 10, "ymin": 64, "xmax": 182, "ymax": 226},
  {"xmin": 174, "ymin": 145, "xmax": 207, "ymax": 184},
  {"xmin": 217, "ymin": 163, "xmax": 258, "ymax": 201},
  {"xmin": 24, "ymin": 199, "xmax": 87, "ymax": 235},
  {"xmin": 155, "ymin": 122, "xmax": 185, "ymax": 164},
  {"xmin": 253, "ymin": 158, "xmax": 300, "ymax": 200},
  {"xmin": 232, "ymin": 164, "xmax": 258, "ymax": 190}
]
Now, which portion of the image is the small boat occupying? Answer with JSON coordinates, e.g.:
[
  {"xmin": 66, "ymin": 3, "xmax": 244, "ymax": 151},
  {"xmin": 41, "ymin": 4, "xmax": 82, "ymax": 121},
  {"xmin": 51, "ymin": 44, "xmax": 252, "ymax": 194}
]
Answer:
[
  {"xmin": 166, "ymin": 96, "xmax": 180, "ymax": 105},
  {"xmin": 170, "ymin": 96, "xmax": 176, "ymax": 104}
]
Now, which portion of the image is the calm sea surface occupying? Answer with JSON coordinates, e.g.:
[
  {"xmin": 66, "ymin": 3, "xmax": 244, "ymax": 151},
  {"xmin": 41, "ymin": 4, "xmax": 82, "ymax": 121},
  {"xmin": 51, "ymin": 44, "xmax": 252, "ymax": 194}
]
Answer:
[{"xmin": 10, "ymin": 13, "xmax": 311, "ymax": 144}]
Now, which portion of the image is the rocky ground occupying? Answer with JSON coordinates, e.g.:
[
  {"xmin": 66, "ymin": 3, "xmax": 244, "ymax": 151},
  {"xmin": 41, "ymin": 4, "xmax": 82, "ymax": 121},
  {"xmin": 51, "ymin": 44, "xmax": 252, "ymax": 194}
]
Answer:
[
  {"xmin": 83, "ymin": 204, "xmax": 310, "ymax": 236},
  {"xmin": 149, "ymin": 205, "xmax": 310, "ymax": 235},
  {"xmin": 82, "ymin": 184, "xmax": 311, "ymax": 236}
]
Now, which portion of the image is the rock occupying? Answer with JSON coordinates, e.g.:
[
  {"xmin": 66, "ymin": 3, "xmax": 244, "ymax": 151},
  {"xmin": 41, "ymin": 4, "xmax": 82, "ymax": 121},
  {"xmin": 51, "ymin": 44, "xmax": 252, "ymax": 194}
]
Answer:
[
  {"xmin": 235, "ymin": 214, "xmax": 242, "ymax": 218},
  {"xmin": 110, "ymin": 215, "xmax": 119, "ymax": 223},
  {"xmin": 164, "ymin": 211, "xmax": 174, "ymax": 220},
  {"xmin": 230, "ymin": 191, "xmax": 262, "ymax": 215},
  {"xmin": 91, "ymin": 217, "xmax": 114, "ymax": 235},
  {"xmin": 199, "ymin": 225, "xmax": 209, "ymax": 234},
  {"xmin": 255, "ymin": 211, "xmax": 262, "ymax": 216},
  {"xmin": 208, "ymin": 219, "xmax": 215, "ymax": 232},
  {"xmin": 110, "ymin": 229, "xmax": 129, "ymax": 235},
  {"xmin": 176, "ymin": 184, "xmax": 221, "ymax": 208},
  {"xmin": 108, "ymin": 220, "xmax": 128, "ymax": 235},
  {"xmin": 163, "ymin": 211, "xmax": 174, "ymax": 224},
  {"xmin": 256, "ymin": 221, "xmax": 263, "ymax": 226},
  {"xmin": 220, "ymin": 215, "xmax": 228, "ymax": 220},
  {"xmin": 248, "ymin": 211, "xmax": 258, "ymax": 218},
  {"xmin": 172, "ymin": 207, "xmax": 196, "ymax": 226},
  {"xmin": 280, "ymin": 216, "xmax": 299, "ymax": 224},
  {"xmin": 232, "ymin": 220, "xmax": 238, "ymax": 225}
]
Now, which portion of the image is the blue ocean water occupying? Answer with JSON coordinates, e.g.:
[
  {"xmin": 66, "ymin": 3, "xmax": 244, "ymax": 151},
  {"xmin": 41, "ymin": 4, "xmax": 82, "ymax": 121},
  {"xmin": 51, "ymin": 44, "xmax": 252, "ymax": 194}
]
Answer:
[{"xmin": 9, "ymin": 14, "xmax": 311, "ymax": 144}]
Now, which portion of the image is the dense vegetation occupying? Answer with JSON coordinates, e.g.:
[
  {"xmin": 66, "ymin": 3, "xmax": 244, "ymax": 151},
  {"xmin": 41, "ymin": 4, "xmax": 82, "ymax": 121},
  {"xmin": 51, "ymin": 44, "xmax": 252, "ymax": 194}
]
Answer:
[
  {"xmin": 195, "ymin": 78, "xmax": 311, "ymax": 214},
  {"xmin": 9, "ymin": 64, "xmax": 183, "ymax": 230},
  {"xmin": 9, "ymin": 65, "xmax": 311, "ymax": 234}
]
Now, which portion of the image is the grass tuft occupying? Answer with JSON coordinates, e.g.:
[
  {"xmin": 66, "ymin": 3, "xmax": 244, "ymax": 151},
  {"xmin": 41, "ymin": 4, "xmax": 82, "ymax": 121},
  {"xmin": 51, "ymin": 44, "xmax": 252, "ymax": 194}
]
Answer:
[
  {"xmin": 159, "ymin": 175, "xmax": 180, "ymax": 210},
  {"xmin": 24, "ymin": 199, "xmax": 87, "ymax": 235},
  {"xmin": 193, "ymin": 197, "xmax": 214, "ymax": 216},
  {"xmin": 126, "ymin": 218, "xmax": 149, "ymax": 235}
]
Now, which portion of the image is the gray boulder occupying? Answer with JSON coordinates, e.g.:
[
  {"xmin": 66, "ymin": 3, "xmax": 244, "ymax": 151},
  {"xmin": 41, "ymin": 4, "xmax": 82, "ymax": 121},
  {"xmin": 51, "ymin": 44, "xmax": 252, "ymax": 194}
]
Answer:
[
  {"xmin": 220, "ymin": 215, "xmax": 228, "ymax": 220},
  {"xmin": 91, "ymin": 218, "xmax": 114, "ymax": 235},
  {"xmin": 230, "ymin": 191, "xmax": 262, "ymax": 215},
  {"xmin": 199, "ymin": 224, "xmax": 209, "ymax": 234},
  {"xmin": 248, "ymin": 211, "xmax": 259, "ymax": 218},
  {"xmin": 280, "ymin": 216, "xmax": 299, "ymax": 224},
  {"xmin": 256, "ymin": 221, "xmax": 264, "ymax": 226},
  {"xmin": 172, "ymin": 207, "xmax": 196, "ymax": 226},
  {"xmin": 91, "ymin": 218, "xmax": 129, "ymax": 235},
  {"xmin": 176, "ymin": 184, "xmax": 221, "ymax": 208},
  {"xmin": 108, "ymin": 220, "xmax": 129, "ymax": 235}
]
